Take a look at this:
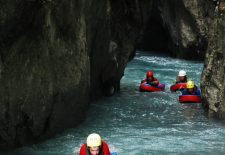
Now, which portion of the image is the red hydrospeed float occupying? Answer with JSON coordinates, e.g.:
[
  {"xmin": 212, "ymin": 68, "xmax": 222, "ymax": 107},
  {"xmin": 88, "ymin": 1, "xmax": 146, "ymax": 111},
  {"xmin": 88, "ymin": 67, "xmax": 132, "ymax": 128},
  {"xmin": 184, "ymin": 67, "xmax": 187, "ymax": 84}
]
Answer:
[
  {"xmin": 170, "ymin": 83, "xmax": 186, "ymax": 92},
  {"xmin": 179, "ymin": 95, "xmax": 202, "ymax": 103},
  {"xmin": 139, "ymin": 83, "xmax": 165, "ymax": 92}
]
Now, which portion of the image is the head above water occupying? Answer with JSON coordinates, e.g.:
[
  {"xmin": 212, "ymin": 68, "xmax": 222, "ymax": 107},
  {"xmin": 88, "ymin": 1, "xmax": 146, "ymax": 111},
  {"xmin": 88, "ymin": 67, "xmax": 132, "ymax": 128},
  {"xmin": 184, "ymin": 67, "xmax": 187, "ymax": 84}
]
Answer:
[
  {"xmin": 187, "ymin": 80, "xmax": 195, "ymax": 89},
  {"xmin": 178, "ymin": 70, "xmax": 186, "ymax": 77},
  {"xmin": 87, "ymin": 133, "xmax": 102, "ymax": 148},
  {"xmin": 146, "ymin": 71, "xmax": 154, "ymax": 78}
]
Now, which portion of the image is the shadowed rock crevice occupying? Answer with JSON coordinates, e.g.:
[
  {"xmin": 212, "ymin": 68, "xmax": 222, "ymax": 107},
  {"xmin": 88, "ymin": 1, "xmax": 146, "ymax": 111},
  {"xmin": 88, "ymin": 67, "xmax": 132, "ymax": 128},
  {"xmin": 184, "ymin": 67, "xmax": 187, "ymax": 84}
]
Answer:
[
  {"xmin": 137, "ymin": 2, "xmax": 172, "ymax": 54},
  {"xmin": 137, "ymin": 0, "xmax": 209, "ymax": 60}
]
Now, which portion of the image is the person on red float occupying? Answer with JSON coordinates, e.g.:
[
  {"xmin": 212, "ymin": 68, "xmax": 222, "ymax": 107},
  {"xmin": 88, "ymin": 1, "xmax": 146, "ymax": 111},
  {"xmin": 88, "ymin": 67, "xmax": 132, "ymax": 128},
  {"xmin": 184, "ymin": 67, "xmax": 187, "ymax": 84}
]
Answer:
[
  {"xmin": 182, "ymin": 80, "xmax": 200, "ymax": 95},
  {"xmin": 141, "ymin": 71, "xmax": 159, "ymax": 86},
  {"xmin": 79, "ymin": 133, "xmax": 110, "ymax": 155}
]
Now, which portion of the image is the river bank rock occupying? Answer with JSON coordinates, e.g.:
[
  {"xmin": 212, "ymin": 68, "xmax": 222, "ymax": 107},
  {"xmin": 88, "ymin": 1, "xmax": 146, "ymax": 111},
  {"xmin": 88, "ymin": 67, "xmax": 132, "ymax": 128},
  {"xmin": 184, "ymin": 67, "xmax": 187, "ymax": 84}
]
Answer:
[{"xmin": 201, "ymin": 1, "xmax": 225, "ymax": 119}]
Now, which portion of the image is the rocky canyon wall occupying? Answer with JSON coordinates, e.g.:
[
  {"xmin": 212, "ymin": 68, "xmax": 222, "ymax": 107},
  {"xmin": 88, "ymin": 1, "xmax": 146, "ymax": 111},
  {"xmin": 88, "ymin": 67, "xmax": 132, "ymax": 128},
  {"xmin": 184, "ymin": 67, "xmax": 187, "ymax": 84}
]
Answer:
[
  {"xmin": 137, "ymin": 0, "xmax": 209, "ymax": 60},
  {"xmin": 0, "ymin": 0, "xmax": 91, "ymax": 148},
  {"xmin": 0, "ymin": 0, "xmax": 149, "ymax": 149},
  {"xmin": 201, "ymin": 0, "xmax": 225, "ymax": 119}
]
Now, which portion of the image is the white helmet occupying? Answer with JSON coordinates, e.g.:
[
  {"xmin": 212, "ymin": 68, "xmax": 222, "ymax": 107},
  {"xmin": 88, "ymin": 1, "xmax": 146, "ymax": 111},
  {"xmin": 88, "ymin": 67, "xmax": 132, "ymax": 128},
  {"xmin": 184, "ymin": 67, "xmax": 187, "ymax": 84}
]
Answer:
[
  {"xmin": 87, "ymin": 133, "xmax": 102, "ymax": 147},
  {"xmin": 178, "ymin": 70, "xmax": 186, "ymax": 76}
]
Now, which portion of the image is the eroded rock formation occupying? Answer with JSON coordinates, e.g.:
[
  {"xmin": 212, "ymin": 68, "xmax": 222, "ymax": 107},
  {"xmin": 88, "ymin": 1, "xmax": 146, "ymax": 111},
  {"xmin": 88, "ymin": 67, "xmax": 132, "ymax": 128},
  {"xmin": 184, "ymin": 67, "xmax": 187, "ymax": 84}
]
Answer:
[
  {"xmin": 201, "ymin": 0, "xmax": 225, "ymax": 119},
  {"xmin": 0, "ymin": 0, "xmax": 146, "ymax": 149}
]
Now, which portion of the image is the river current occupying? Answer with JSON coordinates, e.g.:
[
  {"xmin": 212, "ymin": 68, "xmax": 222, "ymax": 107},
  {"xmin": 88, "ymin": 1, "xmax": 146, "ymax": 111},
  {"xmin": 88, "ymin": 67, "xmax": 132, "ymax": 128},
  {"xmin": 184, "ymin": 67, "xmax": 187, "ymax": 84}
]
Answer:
[{"xmin": 2, "ymin": 51, "xmax": 225, "ymax": 155}]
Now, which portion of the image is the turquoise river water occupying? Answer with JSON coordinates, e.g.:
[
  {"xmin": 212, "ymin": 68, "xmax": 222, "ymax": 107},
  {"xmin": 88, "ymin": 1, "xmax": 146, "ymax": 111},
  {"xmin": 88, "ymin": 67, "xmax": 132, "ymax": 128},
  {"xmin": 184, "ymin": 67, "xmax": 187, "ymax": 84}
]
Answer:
[{"xmin": 2, "ymin": 51, "xmax": 225, "ymax": 155}]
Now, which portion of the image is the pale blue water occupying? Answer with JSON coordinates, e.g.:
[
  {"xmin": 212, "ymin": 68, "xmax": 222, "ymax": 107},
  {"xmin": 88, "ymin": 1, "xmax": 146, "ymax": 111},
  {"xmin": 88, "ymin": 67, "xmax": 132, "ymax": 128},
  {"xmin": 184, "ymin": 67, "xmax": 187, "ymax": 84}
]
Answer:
[{"xmin": 2, "ymin": 51, "xmax": 225, "ymax": 155}]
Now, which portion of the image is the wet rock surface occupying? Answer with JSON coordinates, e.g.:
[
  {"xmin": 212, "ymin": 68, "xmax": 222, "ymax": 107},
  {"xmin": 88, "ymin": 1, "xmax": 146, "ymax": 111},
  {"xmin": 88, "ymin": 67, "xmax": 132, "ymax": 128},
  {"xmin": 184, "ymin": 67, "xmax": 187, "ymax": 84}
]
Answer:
[{"xmin": 201, "ymin": 0, "xmax": 225, "ymax": 119}]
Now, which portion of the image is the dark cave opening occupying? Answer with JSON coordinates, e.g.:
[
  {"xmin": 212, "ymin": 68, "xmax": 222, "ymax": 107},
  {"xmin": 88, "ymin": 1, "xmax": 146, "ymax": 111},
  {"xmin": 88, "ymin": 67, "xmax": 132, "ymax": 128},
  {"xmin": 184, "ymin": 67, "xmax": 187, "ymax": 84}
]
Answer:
[{"xmin": 137, "ymin": 4, "xmax": 172, "ymax": 55}]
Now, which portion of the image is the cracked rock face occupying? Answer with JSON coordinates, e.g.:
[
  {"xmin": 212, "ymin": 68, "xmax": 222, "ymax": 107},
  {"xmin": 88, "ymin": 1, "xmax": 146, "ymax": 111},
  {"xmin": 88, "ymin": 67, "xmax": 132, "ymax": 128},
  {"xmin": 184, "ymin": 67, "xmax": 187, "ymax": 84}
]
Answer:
[{"xmin": 201, "ymin": 0, "xmax": 225, "ymax": 119}]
